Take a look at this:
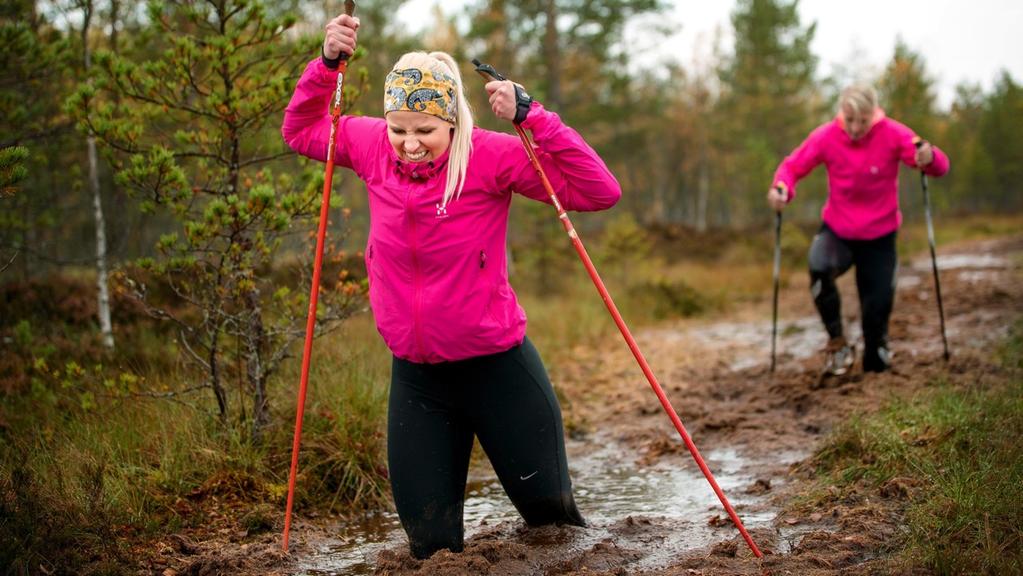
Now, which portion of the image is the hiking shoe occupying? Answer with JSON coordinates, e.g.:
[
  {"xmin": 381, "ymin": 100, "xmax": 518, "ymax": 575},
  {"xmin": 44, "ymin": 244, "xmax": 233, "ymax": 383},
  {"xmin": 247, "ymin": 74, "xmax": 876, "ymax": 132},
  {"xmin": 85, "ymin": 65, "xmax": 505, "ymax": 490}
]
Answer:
[
  {"xmin": 863, "ymin": 345, "xmax": 892, "ymax": 373},
  {"xmin": 823, "ymin": 338, "xmax": 854, "ymax": 376}
]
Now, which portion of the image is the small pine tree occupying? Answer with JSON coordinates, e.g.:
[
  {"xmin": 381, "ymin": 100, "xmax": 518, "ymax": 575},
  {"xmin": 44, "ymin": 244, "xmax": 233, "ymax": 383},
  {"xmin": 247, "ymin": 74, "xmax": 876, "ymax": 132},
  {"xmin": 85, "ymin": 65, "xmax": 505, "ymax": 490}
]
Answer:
[
  {"xmin": 0, "ymin": 146, "xmax": 28, "ymax": 198},
  {"xmin": 69, "ymin": 0, "xmax": 365, "ymax": 441}
]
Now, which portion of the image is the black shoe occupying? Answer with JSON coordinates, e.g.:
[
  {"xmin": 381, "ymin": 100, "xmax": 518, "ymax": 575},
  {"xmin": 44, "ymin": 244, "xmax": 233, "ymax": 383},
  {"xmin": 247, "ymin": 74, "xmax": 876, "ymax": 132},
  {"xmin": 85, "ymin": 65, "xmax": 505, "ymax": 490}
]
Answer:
[{"xmin": 863, "ymin": 345, "xmax": 892, "ymax": 373}]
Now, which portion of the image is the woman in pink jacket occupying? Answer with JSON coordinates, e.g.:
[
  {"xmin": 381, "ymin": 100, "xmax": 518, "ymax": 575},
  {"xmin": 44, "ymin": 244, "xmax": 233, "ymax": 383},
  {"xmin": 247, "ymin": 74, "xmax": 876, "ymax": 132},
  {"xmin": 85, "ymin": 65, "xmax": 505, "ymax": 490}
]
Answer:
[
  {"xmin": 767, "ymin": 85, "xmax": 949, "ymax": 375},
  {"xmin": 282, "ymin": 14, "xmax": 621, "ymax": 559}
]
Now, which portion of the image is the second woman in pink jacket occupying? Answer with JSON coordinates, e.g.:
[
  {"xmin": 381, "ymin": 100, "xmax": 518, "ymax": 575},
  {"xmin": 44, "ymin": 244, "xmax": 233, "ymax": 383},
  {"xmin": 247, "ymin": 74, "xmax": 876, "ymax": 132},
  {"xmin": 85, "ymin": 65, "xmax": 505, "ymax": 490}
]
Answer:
[
  {"xmin": 767, "ymin": 84, "xmax": 949, "ymax": 376},
  {"xmin": 282, "ymin": 13, "xmax": 621, "ymax": 559}
]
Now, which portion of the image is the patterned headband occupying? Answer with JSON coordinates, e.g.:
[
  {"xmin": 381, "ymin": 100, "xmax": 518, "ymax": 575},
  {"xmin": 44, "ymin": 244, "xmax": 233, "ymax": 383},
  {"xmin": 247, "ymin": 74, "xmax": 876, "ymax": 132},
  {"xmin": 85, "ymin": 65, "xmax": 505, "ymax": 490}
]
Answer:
[{"xmin": 384, "ymin": 66, "xmax": 458, "ymax": 124}]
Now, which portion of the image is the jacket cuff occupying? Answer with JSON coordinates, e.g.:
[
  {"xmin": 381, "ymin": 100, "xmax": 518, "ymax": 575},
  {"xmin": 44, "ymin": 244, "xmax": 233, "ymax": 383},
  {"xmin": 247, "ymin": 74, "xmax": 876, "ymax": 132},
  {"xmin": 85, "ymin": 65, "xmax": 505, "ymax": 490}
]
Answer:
[
  {"xmin": 309, "ymin": 57, "xmax": 340, "ymax": 84},
  {"xmin": 519, "ymin": 101, "xmax": 553, "ymax": 135}
]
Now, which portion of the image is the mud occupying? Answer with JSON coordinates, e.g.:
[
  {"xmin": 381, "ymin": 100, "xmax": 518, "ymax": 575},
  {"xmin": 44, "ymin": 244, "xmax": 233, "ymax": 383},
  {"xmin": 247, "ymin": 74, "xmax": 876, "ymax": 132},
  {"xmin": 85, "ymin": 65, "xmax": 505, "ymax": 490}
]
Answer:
[{"xmin": 149, "ymin": 235, "xmax": 1023, "ymax": 576}]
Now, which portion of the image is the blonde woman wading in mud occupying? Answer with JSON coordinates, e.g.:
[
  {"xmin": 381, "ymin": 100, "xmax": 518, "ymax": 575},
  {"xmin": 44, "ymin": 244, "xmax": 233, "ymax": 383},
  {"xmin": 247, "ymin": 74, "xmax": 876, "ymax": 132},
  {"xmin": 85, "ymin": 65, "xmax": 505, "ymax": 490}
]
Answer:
[{"xmin": 282, "ymin": 12, "xmax": 621, "ymax": 559}]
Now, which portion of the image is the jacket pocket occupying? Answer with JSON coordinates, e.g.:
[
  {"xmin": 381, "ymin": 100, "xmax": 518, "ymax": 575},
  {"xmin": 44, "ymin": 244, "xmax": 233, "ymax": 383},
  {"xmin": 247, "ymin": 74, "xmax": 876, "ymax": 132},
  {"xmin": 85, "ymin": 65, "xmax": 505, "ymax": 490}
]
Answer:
[{"xmin": 483, "ymin": 281, "xmax": 513, "ymax": 331}]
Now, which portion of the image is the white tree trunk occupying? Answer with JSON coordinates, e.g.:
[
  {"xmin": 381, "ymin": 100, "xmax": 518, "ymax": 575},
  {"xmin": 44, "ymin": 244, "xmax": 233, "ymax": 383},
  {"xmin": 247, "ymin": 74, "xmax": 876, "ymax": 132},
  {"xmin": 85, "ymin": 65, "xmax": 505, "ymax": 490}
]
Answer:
[
  {"xmin": 88, "ymin": 135, "xmax": 114, "ymax": 349},
  {"xmin": 82, "ymin": 0, "xmax": 114, "ymax": 349}
]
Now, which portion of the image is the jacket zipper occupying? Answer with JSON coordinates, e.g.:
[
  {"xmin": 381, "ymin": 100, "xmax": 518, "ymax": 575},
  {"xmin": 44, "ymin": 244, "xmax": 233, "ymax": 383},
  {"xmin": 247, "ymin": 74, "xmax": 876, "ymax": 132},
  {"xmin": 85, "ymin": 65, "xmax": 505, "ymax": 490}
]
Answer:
[{"xmin": 406, "ymin": 184, "xmax": 426, "ymax": 361}]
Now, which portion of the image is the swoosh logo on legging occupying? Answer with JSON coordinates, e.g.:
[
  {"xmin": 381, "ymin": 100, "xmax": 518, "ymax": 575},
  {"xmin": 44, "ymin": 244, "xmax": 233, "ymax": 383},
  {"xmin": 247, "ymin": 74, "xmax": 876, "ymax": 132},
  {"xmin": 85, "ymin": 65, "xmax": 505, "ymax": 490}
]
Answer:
[{"xmin": 519, "ymin": 471, "xmax": 538, "ymax": 481}]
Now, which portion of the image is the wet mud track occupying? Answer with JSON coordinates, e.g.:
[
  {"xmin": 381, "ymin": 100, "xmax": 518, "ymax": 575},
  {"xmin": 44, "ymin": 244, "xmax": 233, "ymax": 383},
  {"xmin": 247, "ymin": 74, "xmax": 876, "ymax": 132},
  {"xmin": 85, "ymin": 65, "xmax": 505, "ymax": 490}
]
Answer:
[{"xmin": 160, "ymin": 235, "xmax": 1023, "ymax": 576}]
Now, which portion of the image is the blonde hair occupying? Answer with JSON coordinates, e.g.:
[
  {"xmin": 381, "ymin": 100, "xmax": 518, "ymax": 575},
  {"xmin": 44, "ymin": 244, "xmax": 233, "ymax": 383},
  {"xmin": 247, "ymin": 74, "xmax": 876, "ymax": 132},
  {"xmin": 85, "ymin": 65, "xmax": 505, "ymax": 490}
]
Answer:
[
  {"xmin": 388, "ymin": 51, "xmax": 474, "ymax": 208},
  {"xmin": 839, "ymin": 85, "xmax": 878, "ymax": 117}
]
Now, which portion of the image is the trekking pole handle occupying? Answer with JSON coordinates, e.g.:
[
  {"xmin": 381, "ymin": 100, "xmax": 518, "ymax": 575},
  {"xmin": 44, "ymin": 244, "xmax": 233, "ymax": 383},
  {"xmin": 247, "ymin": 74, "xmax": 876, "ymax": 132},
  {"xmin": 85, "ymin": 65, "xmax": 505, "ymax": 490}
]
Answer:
[
  {"xmin": 322, "ymin": 0, "xmax": 356, "ymax": 68},
  {"xmin": 340, "ymin": 0, "xmax": 356, "ymax": 61},
  {"xmin": 472, "ymin": 59, "xmax": 533, "ymax": 125},
  {"xmin": 472, "ymin": 59, "xmax": 507, "ymax": 82}
]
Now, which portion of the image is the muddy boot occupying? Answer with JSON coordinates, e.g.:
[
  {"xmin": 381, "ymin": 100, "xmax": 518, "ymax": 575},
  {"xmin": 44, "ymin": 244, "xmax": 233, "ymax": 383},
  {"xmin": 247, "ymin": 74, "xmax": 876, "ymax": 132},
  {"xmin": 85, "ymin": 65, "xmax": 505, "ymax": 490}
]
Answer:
[
  {"xmin": 862, "ymin": 344, "xmax": 892, "ymax": 373},
  {"xmin": 822, "ymin": 337, "xmax": 854, "ymax": 376}
]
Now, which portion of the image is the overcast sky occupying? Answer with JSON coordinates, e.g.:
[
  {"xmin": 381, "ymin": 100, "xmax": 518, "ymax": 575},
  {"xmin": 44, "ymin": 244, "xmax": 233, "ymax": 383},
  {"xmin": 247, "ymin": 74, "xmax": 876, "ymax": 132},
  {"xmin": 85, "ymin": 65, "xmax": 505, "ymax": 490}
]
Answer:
[{"xmin": 396, "ymin": 0, "xmax": 1023, "ymax": 110}]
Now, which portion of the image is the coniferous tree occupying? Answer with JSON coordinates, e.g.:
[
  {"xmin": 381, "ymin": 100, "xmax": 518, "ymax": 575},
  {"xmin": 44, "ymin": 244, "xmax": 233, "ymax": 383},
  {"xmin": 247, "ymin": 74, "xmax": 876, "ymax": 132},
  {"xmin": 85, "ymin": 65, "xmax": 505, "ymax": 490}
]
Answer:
[
  {"xmin": 70, "ymin": 0, "xmax": 364, "ymax": 440},
  {"xmin": 0, "ymin": 145, "xmax": 28, "ymax": 272},
  {"xmin": 877, "ymin": 39, "xmax": 940, "ymax": 214},
  {"xmin": 978, "ymin": 72, "xmax": 1023, "ymax": 211},
  {"xmin": 465, "ymin": 0, "xmax": 667, "ymax": 287},
  {"xmin": 878, "ymin": 39, "xmax": 937, "ymax": 141},
  {"xmin": 0, "ymin": 146, "xmax": 28, "ymax": 198},
  {"xmin": 945, "ymin": 83, "xmax": 994, "ymax": 212},
  {"xmin": 0, "ymin": 4, "xmax": 74, "ymax": 280},
  {"xmin": 718, "ymin": 0, "xmax": 819, "ymax": 226}
]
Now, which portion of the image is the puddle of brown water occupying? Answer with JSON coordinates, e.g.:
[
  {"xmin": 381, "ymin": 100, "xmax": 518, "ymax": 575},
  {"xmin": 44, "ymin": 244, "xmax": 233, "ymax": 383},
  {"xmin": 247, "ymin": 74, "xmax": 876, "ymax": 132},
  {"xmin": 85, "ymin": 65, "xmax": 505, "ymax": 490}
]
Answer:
[{"xmin": 293, "ymin": 436, "xmax": 805, "ymax": 575}]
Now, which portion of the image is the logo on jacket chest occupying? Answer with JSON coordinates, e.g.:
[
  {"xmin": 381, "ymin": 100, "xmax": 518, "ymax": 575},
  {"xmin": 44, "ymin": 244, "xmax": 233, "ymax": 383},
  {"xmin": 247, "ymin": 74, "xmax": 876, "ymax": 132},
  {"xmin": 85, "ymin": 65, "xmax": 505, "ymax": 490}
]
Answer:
[{"xmin": 435, "ymin": 202, "xmax": 449, "ymax": 219}]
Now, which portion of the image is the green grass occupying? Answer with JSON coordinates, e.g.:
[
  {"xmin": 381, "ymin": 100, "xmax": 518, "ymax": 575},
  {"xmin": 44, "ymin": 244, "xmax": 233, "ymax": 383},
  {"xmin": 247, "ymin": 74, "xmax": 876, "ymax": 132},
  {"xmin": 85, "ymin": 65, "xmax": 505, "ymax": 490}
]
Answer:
[
  {"xmin": 274, "ymin": 314, "xmax": 391, "ymax": 514},
  {"xmin": 0, "ymin": 312, "xmax": 393, "ymax": 572},
  {"xmin": 807, "ymin": 321, "xmax": 1023, "ymax": 575},
  {"xmin": 899, "ymin": 213, "xmax": 1023, "ymax": 257}
]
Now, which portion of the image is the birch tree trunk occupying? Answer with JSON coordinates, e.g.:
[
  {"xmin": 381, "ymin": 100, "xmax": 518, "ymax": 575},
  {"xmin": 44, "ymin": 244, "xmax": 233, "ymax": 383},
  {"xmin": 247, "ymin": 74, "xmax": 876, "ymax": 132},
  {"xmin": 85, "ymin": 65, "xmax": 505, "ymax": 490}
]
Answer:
[{"xmin": 82, "ymin": 0, "xmax": 114, "ymax": 349}]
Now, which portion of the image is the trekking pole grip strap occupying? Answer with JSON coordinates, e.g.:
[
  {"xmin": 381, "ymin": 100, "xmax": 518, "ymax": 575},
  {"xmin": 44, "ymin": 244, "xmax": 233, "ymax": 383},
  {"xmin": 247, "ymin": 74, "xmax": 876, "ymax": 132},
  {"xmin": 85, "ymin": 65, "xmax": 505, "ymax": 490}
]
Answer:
[{"xmin": 472, "ymin": 59, "xmax": 533, "ymax": 124}]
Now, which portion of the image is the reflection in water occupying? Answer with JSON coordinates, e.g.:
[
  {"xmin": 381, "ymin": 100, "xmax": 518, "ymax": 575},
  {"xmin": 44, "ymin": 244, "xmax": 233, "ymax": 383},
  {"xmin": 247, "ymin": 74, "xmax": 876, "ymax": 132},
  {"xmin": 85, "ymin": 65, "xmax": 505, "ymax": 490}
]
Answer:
[{"xmin": 295, "ymin": 437, "xmax": 804, "ymax": 575}]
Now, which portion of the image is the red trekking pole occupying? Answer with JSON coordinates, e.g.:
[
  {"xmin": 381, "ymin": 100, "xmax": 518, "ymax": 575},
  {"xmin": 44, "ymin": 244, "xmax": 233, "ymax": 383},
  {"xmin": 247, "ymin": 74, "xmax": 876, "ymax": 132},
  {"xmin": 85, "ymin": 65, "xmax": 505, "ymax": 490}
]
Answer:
[
  {"xmin": 282, "ymin": 0, "xmax": 356, "ymax": 552},
  {"xmin": 473, "ymin": 60, "xmax": 763, "ymax": 559}
]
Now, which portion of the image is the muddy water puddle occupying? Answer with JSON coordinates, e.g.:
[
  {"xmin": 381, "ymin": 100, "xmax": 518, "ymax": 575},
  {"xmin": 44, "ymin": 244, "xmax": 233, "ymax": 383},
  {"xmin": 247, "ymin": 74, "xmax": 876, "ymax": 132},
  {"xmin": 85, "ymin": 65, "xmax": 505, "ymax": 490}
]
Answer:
[
  {"xmin": 912, "ymin": 252, "xmax": 1011, "ymax": 271},
  {"xmin": 295, "ymin": 437, "xmax": 805, "ymax": 574},
  {"xmin": 673, "ymin": 315, "xmax": 860, "ymax": 373},
  {"xmin": 677, "ymin": 250, "xmax": 1017, "ymax": 374}
]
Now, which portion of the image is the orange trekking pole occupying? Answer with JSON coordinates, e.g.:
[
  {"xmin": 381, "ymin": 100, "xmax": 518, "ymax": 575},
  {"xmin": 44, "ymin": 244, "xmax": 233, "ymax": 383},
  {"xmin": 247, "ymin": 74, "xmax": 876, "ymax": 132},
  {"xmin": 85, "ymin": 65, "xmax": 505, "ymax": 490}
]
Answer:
[
  {"xmin": 472, "ymin": 60, "xmax": 762, "ymax": 559},
  {"xmin": 282, "ymin": 0, "xmax": 355, "ymax": 552}
]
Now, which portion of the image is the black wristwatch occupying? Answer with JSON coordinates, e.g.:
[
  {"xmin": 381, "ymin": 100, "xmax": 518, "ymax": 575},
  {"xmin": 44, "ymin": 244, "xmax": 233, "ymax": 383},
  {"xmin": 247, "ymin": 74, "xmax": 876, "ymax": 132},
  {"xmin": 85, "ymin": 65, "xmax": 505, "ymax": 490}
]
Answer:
[
  {"xmin": 321, "ymin": 46, "xmax": 348, "ymax": 70},
  {"xmin": 513, "ymin": 85, "xmax": 533, "ymax": 124}
]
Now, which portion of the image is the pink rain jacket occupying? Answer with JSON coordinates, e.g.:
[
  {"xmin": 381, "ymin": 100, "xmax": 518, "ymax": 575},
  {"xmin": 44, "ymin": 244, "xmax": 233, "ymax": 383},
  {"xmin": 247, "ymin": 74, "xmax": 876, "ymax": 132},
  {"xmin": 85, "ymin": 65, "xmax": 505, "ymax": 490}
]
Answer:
[
  {"xmin": 282, "ymin": 59, "xmax": 621, "ymax": 363},
  {"xmin": 773, "ymin": 109, "xmax": 950, "ymax": 240}
]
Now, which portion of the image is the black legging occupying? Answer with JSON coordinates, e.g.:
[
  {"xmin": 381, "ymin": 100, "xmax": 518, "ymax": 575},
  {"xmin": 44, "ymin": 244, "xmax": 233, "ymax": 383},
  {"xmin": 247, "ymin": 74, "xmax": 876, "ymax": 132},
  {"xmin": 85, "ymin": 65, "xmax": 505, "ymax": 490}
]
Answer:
[
  {"xmin": 808, "ymin": 224, "xmax": 897, "ymax": 371},
  {"xmin": 387, "ymin": 336, "xmax": 585, "ymax": 559}
]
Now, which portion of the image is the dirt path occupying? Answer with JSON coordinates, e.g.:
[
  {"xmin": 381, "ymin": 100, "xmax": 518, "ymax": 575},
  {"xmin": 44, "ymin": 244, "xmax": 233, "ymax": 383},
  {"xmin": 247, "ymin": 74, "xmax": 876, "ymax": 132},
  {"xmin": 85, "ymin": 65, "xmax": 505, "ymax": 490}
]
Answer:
[{"xmin": 158, "ymin": 235, "xmax": 1023, "ymax": 575}]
